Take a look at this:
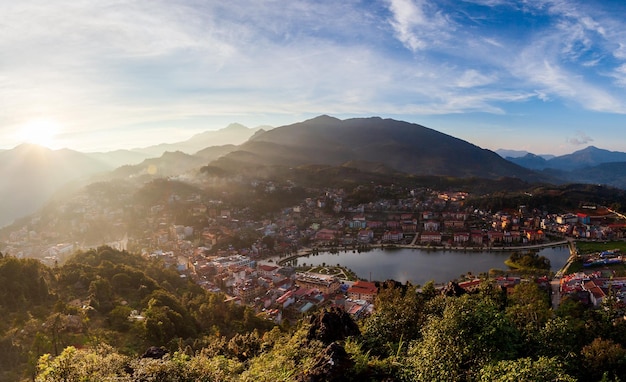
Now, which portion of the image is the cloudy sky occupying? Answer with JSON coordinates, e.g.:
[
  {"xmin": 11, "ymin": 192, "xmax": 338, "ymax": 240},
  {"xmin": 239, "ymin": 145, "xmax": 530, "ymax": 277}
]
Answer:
[{"xmin": 1, "ymin": 0, "xmax": 626, "ymax": 155}]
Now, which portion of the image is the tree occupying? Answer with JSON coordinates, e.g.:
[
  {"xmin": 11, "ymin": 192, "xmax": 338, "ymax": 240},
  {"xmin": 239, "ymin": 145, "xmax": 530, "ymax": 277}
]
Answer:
[
  {"xmin": 506, "ymin": 281, "xmax": 552, "ymax": 335},
  {"xmin": 361, "ymin": 281, "xmax": 429, "ymax": 357},
  {"xmin": 477, "ymin": 356, "xmax": 576, "ymax": 382},
  {"xmin": 407, "ymin": 293, "xmax": 520, "ymax": 381},
  {"xmin": 580, "ymin": 338, "xmax": 626, "ymax": 381},
  {"xmin": 36, "ymin": 344, "xmax": 129, "ymax": 382}
]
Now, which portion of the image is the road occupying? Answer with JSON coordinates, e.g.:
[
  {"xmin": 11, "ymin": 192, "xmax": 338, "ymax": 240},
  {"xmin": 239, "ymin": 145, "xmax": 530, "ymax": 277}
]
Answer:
[{"xmin": 551, "ymin": 238, "xmax": 576, "ymax": 310}]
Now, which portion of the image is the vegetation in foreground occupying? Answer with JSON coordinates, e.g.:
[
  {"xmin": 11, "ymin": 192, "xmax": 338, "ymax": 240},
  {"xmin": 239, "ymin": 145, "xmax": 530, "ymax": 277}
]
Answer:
[{"xmin": 2, "ymin": 247, "xmax": 626, "ymax": 381}]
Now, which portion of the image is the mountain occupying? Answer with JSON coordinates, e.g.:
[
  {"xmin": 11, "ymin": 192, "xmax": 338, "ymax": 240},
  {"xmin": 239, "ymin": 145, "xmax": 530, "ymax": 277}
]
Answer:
[
  {"xmin": 85, "ymin": 149, "xmax": 152, "ymax": 168},
  {"xmin": 0, "ymin": 144, "xmax": 111, "ymax": 227},
  {"xmin": 557, "ymin": 162, "xmax": 626, "ymax": 189},
  {"xmin": 505, "ymin": 153, "xmax": 550, "ymax": 170},
  {"xmin": 214, "ymin": 115, "xmax": 544, "ymax": 181},
  {"xmin": 103, "ymin": 145, "xmax": 237, "ymax": 180},
  {"xmin": 546, "ymin": 146, "xmax": 626, "ymax": 171},
  {"xmin": 504, "ymin": 146, "xmax": 626, "ymax": 189},
  {"xmin": 496, "ymin": 149, "xmax": 555, "ymax": 160},
  {"xmin": 134, "ymin": 123, "xmax": 268, "ymax": 157}
]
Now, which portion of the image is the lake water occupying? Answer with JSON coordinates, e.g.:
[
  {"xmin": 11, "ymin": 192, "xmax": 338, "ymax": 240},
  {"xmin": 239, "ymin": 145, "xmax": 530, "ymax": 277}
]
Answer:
[{"xmin": 287, "ymin": 246, "xmax": 570, "ymax": 285}]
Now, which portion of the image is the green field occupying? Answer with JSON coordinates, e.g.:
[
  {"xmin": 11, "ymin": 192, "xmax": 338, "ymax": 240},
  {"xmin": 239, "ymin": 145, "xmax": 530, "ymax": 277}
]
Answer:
[{"xmin": 575, "ymin": 240, "xmax": 626, "ymax": 255}]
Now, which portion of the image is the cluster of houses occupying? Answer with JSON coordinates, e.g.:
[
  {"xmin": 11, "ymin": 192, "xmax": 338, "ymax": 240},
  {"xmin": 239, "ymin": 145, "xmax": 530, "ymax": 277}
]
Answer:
[
  {"xmin": 175, "ymin": 250, "xmax": 379, "ymax": 323},
  {"xmin": 7, "ymin": 177, "xmax": 626, "ymax": 322},
  {"xmin": 314, "ymin": 208, "xmax": 549, "ymax": 247},
  {"xmin": 559, "ymin": 250, "xmax": 626, "ymax": 308}
]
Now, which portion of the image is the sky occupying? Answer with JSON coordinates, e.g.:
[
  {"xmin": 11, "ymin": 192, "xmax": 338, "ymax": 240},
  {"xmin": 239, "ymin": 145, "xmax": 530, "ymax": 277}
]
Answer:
[{"xmin": 2, "ymin": 0, "xmax": 626, "ymax": 155}]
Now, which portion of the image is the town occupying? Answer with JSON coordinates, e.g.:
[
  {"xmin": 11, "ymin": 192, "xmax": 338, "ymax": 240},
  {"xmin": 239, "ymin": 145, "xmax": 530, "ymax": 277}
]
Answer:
[{"xmin": 2, "ymin": 177, "xmax": 626, "ymax": 324}]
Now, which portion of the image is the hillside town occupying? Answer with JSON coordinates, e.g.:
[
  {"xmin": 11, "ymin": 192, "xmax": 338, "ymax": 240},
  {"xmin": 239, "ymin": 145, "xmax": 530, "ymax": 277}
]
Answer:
[{"xmin": 2, "ymin": 179, "xmax": 626, "ymax": 323}]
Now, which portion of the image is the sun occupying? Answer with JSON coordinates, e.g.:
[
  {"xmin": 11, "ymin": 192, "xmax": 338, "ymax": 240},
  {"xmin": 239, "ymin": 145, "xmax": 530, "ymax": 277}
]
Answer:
[{"xmin": 16, "ymin": 119, "xmax": 62, "ymax": 149}]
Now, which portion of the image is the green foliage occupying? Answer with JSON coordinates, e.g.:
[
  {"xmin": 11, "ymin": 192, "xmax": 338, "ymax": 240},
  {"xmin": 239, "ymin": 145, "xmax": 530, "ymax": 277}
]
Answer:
[
  {"xmin": 506, "ymin": 251, "xmax": 551, "ymax": 270},
  {"xmin": 11, "ymin": 245, "xmax": 626, "ymax": 382},
  {"xmin": 407, "ymin": 293, "xmax": 520, "ymax": 382},
  {"xmin": 36, "ymin": 344, "xmax": 129, "ymax": 382},
  {"xmin": 360, "ymin": 281, "xmax": 433, "ymax": 357},
  {"xmin": 0, "ymin": 257, "xmax": 53, "ymax": 312},
  {"xmin": 240, "ymin": 325, "xmax": 326, "ymax": 382},
  {"xmin": 580, "ymin": 338, "xmax": 626, "ymax": 381},
  {"xmin": 477, "ymin": 356, "xmax": 576, "ymax": 382},
  {"xmin": 506, "ymin": 281, "xmax": 552, "ymax": 334}
]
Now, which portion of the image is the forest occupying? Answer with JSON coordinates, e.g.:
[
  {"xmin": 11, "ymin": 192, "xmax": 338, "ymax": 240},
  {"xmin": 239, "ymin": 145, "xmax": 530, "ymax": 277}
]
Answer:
[{"xmin": 1, "ymin": 247, "xmax": 626, "ymax": 381}]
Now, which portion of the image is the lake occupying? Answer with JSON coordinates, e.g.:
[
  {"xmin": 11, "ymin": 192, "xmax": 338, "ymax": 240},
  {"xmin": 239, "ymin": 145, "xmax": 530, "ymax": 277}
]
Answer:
[{"xmin": 286, "ymin": 246, "xmax": 570, "ymax": 285}]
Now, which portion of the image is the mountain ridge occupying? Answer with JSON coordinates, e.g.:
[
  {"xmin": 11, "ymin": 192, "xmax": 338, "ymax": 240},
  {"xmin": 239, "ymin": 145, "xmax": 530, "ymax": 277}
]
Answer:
[{"xmin": 220, "ymin": 115, "xmax": 544, "ymax": 181}]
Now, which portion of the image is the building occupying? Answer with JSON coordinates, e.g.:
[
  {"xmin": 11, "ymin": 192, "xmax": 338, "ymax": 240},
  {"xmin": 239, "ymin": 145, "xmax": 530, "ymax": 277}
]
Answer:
[
  {"xmin": 420, "ymin": 231, "xmax": 442, "ymax": 244},
  {"xmin": 347, "ymin": 281, "xmax": 378, "ymax": 303},
  {"xmin": 295, "ymin": 273, "xmax": 341, "ymax": 295}
]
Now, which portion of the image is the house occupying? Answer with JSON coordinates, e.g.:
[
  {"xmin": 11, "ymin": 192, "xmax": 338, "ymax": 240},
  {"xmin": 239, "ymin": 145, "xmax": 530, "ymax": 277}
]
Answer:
[
  {"xmin": 347, "ymin": 281, "xmax": 378, "ymax": 303},
  {"xmin": 458, "ymin": 279, "xmax": 482, "ymax": 292},
  {"xmin": 420, "ymin": 231, "xmax": 442, "ymax": 244},
  {"xmin": 487, "ymin": 231, "xmax": 503, "ymax": 243},
  {"xmin": 315, "ymin": 229, "xmax": 337, "ymax": 242},
  {"xmin": 471, "ymin": 231, "xmax": 484, "ymax": 245},
  {"xmin": 556, "ymin": 213, "xmax": 578, "ymax": 225},
  {"xmin": 444, "ymin": 220, "xmax": 465, "ymax": 230},
  {"xmin": 295, "ymin": 273, "xmax": 341, "ymax": 294},
  {"xmin": 525, "ymin": 229, "xmax": 544, "ymax": 242},
  {"xmin": 583, "ymin": 280, "xmax": 606, "ymax": 307},
  {"xmin": 276, "ymin": 290, "xmax": 295, "ymax": 308},
  {"xmin": 357, "ymin": 229, "xmax": 374, "ymax": 243},
  {"xmin": 453, "ymin": 232, "xmax": 470, "ymax": 244},
  {"xmin": 368, "ymin": 221, "xmax": 384, "ymax": 228},
  {"xmin": 349, "ymin": 215, "xmax": 367, "ymax": 229},
  {"xmin": 401, "ymin": 221, "xmax": 418, "ymax": 232},
  {"xmin": 386, "ymin": 221, "xmax": 401, "ymax": 229},
  {"xmin": 257, "ymin": 264, "xmax": 280, "ymax": 278},
  {"xmin": 382, "ymin": 231, "xmax": 403, "ymax": 242},
  {"xmin": 576, "ymin": 213, "xmax": 591, "ymax": 224},
  {"xmin": 423, "ymin": 220, "xmax": 440, "ymax": 231}
]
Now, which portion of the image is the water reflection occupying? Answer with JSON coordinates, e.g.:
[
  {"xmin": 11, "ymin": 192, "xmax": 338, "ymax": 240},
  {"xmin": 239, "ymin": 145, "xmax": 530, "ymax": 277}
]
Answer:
[{"xmin": 288, "ymin": 246, "xmax": 569, "ymax": 285}]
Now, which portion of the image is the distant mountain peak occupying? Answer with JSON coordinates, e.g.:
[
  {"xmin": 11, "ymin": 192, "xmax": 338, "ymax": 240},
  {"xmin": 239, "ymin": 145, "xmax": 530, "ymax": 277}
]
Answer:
[
  {"xmin": 223, "ymin": 123, "xmax": 248, "ymax": 131},
  {"xmin": 305, "ymin": 115, "xmax": 341, "ymax": 124}
]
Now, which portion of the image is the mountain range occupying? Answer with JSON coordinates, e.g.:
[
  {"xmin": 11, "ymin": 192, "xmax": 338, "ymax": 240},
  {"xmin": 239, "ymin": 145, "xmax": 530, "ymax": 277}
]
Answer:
[
  {"xmin": 2, "ymin": 115, "xmax": 626, "ymax": 228},
  {"xmin": 0, "ymin": 124, "xmax": 261, "ymax": 227},
  {"xmin": 501, "ymin": 146, "xmax": 626, "ymax": 189}
]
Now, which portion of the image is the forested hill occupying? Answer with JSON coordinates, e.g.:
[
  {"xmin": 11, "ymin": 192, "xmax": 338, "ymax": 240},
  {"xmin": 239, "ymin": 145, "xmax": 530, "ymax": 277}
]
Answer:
[
  {"xmin": 0, "ymin": 247, "xmax": 273, "ymax": 381},
  {"xmin": 215, "ymin": 116, "xmax": 544, "ymax": 181},
  {"xmin": 2, "ymin": 247, "xmax": 626, "ymax": 381}
]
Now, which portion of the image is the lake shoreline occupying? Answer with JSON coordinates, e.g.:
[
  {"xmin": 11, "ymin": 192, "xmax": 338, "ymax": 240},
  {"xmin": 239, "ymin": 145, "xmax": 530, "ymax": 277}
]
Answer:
[{"xmin": 275, "ymin": 239, "xmax": 570, "ymax": 267}]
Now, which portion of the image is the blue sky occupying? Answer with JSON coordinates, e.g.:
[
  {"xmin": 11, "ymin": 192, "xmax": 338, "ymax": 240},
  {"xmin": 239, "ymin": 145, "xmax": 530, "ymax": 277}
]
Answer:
[{"xmin": 1, "ymin": 0, "xmax": 626, "ymax": 155}]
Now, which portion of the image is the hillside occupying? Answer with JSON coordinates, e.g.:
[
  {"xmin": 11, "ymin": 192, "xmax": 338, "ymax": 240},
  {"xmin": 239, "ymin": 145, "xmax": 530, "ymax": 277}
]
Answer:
[
  {"xmin": 134, "ymin": 123, "xmax": 266, "ymax": 157},
  {"xmin": 506, "ymin": 146, "xmax": 626, "ymax": 189},
  {"xmin": 0, "ymin": 144, "xmax": 111, "ymax": 227},
  {"xmin": 217, "ymin": 116, "xmax": 545, "ymax": 181},
  {"xmin": 5, "ymin": 248, "xmax": 625, "ymax": 381}
]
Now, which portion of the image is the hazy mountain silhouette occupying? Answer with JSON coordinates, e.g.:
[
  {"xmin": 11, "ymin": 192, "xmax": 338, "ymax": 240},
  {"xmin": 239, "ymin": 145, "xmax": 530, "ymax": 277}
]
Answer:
[
  {"xmin": 0, "ymin": 144, "xmax": 111, "ymax": 227},
  {"xmin": 0, "ymin": 124, "xmax": 258, "ymax": 226},
  {"xmin": 502, "ymin": 146, "xmax": 626, "ymax": 189},
  {"xmin": 546, "ymin": 146, "xmax": 626, "ymax": 171},
  {"xmin": 104, "ymin": 145, "xmax": 237, "ymax": 180},
  {"xmin": 215, "ymin": 115, "xmax": 543, "ymax": 180},
  {"xmin": 85, "ymin": 149, "xmax": 151, "ymax": 168},
  {"xmin": 496, "ymin": 149, "xmax": 555, "ymax": 160},
  {"xmin": 133, "ymin": 123, "xmax": 267, "ymax": 157},
  {"xmin": 505, "ymin": 153, "xmax": 550, "ymax": 170}
]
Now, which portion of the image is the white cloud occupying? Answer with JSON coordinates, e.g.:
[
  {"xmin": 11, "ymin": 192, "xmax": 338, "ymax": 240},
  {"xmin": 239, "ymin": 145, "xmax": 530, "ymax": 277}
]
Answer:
[
  {"xmin": 1, "ymin": 0, "xmax": 626, "ymax": 151},
  {"xmin": 386, "ymin": 0, "xmax": 452, "ymax": 52},
  {"xmin": 455, "ymin": 69, "xmax": 497, "ymax": 88},
  {"xmin": 567, "ymin": 131, "xmax": 594, "ymax": 146}
]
